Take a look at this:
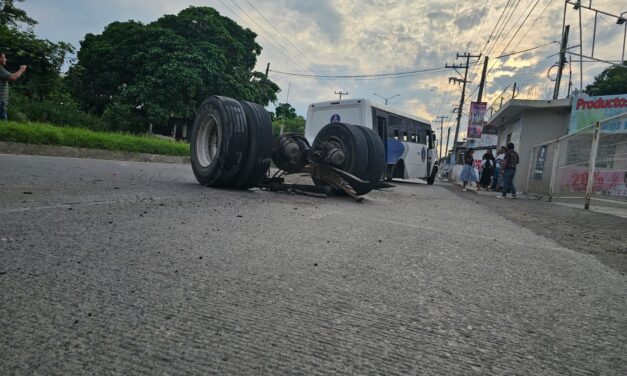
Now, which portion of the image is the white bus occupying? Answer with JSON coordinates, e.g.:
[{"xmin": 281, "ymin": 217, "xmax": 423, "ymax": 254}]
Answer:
[{"xmin": 305, "ymin": 99, "xmax": 438, "ymax": 184}]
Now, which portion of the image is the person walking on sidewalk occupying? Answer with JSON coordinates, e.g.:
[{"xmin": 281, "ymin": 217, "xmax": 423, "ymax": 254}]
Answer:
[
  {"xmin": 491, "ymin": 146, "xmax": 507, "ymax": 191},
  {"xmin": 479, "ymin": 149, "xmax": 495, "ymax": 190},
  {"xmin": 0, "ymin": 52, "xmax": 27, "ymax": 121},
  {"xmin": 498, "ymin": 142, "xmax": 520, "ymax": 199},
  {"xmin": 460, "ymin": 148, "xmax": 478, "ymax": 192}
]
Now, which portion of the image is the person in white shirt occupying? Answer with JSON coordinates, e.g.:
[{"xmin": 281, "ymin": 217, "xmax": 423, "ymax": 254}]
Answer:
[{"xmin": 491, "ymin": 146, "xmax": 506, "ymax": 191}]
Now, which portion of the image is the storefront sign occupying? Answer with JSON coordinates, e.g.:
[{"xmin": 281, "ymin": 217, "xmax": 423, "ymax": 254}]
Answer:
[
  {"xmin": 570, "ymin": 94, "xmax": 627, "ymax": 134},
  {"xmin": 558, "ymin": 166, "xmax": 627, "ymax": 197}
]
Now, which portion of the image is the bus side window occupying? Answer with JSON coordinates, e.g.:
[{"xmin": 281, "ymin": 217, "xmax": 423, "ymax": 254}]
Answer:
[
  {"xmin": 403, "ymin": 132, "xmax": 408, "ymax": 142},
  {"xmin": 394, "ymin": 130, "xmax": 399, "ymax": 140},
  {"xmin": 411, "ymin": 133, "xmax": 416, "ymax": 143}
]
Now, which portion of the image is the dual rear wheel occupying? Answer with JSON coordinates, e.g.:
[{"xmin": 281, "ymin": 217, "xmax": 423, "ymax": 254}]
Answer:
[
  {"xmin": 190, "ymin": 96, "xmax": 272, "ymax": 189},
  {"xmin": 312, "ymin": 122, "xmax": 385, "ymax": 195}
]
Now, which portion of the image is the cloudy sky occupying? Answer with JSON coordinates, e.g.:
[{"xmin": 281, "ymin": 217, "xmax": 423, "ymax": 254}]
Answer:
[{"xmin": 21, "ymin": 0, "xmax": 627, "ymax": 134}]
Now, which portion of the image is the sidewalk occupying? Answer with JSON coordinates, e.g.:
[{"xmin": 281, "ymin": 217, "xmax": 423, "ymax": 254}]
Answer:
[
  {"xmin": 449, "ymin": 178, "xmax": 627, "ymax": 218},
  {"xmin": 442, "ymin": 180, "xmax": 627, "ymax": 275}
]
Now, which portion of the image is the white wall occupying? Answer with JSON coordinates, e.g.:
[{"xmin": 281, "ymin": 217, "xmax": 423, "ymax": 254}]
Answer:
[{"xmin": 497, "ymin": 108, "xmax": 570, "ymax": 192}]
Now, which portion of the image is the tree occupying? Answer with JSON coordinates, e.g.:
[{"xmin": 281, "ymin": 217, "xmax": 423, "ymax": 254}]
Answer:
[
  {"xmin": 0, "ymin": 25, "xmax": 74, "ymax": 99},
  {"xmin": 274, "ymin": 102, "xmax": 297, "ymax": 119},
  {"xmin": 0, "ymin": 0, "xmax": 73, "ymax": 101},
  {"xmin": 0, "ymin": 0, "xmax": 37, "ymax": 28},
  {"xmin": 68, "ymin": 6, "xmax": 280, "ymax": 133},
  {"xmin": 585, "ymin": 62, "xmax": 627, "ymax": 96},
  {"xmin": 271, "ymin": 115, "xmax": 305, "ymax": 137}
]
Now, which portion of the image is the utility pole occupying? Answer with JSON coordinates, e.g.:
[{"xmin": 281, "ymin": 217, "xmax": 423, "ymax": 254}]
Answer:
[
  {"xmin": 334, "ymin": 91, "xmax": 348, "ymax": 100},
  {"xmin": 477, "ymin": 56, "xmax": 489, "ymax": 103},
  {"xmin": 445, "ymin": 127, "xmax": 451, "ymax": 162},
  {"xmin": 280, "ymin": 82, "xmax": 292, "ymax": 135},
  {"xmin": 265, "ymin": 62, "xmax": 270, "ymax": 79},
  {"xmin": 446, "ymin": 52, "xmax": 481, "ymax": 182},
  {"xmin": 434, "ymin": 116, "xmax": 448, "ymax": 161},
  {"xmin": 554, "ymin": 25, "xmax": 570, "ymax": 99}
]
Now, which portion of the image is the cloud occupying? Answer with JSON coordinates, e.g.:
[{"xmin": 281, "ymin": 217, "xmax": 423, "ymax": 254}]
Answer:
[
  {"xmin": 19, "ymin": 0, "xmax": 626, "ymax": 123},
  {"xmin": 286, "ymin": 0, "xmax": 343, "ymax": 43}
]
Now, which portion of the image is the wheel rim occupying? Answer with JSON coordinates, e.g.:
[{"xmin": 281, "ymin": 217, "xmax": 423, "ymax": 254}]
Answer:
[{"xmin": 196, "ymin": 114, "xmax": 219, "ymax": 168}]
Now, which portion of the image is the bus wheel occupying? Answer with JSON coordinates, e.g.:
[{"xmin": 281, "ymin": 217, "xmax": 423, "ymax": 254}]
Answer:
[
  {"xmin": 350, "ymin": 125, "xmax": 385, "ymax": 195},
  {"xmin": 427, "ymin": 166, "xmax": 438, "ymax": 185},
  {"xmin": 190, "ymin": 96, "xmax": 248, "ymax": 187},
  {"xmin": 386, "ymin": 160, "xmax": 404, "ymax": 181},
  {"xmin": 385, "ymin": 165, "xmax": 394, "ymax": 181},
  {"xmin": 233, "ymin": 101, "xmax": 273, "ymax": 189}
]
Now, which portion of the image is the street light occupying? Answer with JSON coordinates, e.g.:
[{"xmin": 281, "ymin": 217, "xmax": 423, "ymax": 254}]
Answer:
[{"xmin": 373, "ymin": 93, "xmax": 400, "ymax": 105}]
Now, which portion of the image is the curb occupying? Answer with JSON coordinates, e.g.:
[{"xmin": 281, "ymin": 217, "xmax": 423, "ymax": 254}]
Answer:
[{"xmin": 0, "ymin": 141, "xmax": 191, "ymax": 164}]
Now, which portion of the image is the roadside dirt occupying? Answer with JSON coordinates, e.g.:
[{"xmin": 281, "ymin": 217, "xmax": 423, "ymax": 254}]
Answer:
[{"xmin": 445, "ymin": 184, "xmax": 627, "ymax": 275}]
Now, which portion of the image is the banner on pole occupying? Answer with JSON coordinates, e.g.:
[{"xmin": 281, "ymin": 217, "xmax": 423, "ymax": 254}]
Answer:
[{"xmin": 468, "ymin": 102, "xmax": 487, "ymax": 139}]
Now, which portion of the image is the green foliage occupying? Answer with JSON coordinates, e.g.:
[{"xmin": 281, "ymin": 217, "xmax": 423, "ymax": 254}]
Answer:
[
  {"xmin": 275, "ymin": 102, "xmax": 297, "ymax": 119},
  {"xmin": 0, "ymin": 0, "xmax": 36, "ymax": 27},
  {"xmin": 0, "ymin": 25, "xmax": 74, "ymax": 100},
  {"xmin": 101, "ymin": 100, "xmax": 150, "ymax": 134},
  {"xmin": 585, "ymin": 62, "xmax": 627, "ymax": 96},
  {"xmin": 271, "ymin": 116, "xmax": 305, "ymax": 138},
  {"xmin": 67, "ymin": 6, "xmax": 280, "ymax": 134},
  {"xmin": 0, "ymin": 121, "xmax": 189, "ymax": 156},
  {"xmin": 8, "ymin": 92, "xmax": 108, "ymax": 130}
]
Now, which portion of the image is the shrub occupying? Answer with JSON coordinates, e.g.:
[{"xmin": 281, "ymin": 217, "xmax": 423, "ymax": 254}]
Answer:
[{"xmin": 8, "ymin": 93, "xmax": 108, "ymax": 131}]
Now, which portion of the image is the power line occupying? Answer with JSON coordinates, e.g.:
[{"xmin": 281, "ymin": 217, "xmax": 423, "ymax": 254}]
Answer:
[
  {"xmin": 464, "ymin": 0, "xmax": 516, "ymax": 97},
  {"xmin": 268, "ymin": 66, "xmax": 449, "ymax": 79},
  {"xmin": 216, "ymin": 0, "xmax": 340, "ymax": 94},
  {"xmin": 480, "ymin": 0, "xmax": 513, "ymax": 56},
  {"xmin": 493, "ymin": 0, "xmax": 543, "ymax": 64},
  {"xmin": 483, "ymin": 0, "xmax": 544, "ymax": 83},
  {"xmin": 511, "ymin": 0, "xmax": 554, "ymax": 51},
  {"xmin": 566, "ymin": 51, "xmax": 627, "ymax": 69},
  {"xmin": 466, "ymin": 41, "xmax": 557, "ymax": 100},
  {"xmin": 495, "ymin": 40, "xmax": 559, "ymax": 58},
  {"xmin": 484, "ymin": 0, "xmax": 523, "ymax": 59},
  {"xmin": 468, "ymin": 0, "xmax": 492, "ymax": 49},
  {"xmin": 467, "ymin": 1, "xmax": 552, "ymax": 101},
  {"xmin": 241, "ymin": 0, "xmax": 347, "ymax": 92}
]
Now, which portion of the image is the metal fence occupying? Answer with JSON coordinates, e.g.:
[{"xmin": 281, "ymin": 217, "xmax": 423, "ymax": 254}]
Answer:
[{"xmin": 526, "ymin": 112, "xmax": 627, "ymax": 209}]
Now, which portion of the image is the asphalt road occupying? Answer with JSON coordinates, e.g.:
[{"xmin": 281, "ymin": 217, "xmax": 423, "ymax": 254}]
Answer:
[{"xmin": 1, "ymin": 154, "xmax": 625, "ymax": 375}]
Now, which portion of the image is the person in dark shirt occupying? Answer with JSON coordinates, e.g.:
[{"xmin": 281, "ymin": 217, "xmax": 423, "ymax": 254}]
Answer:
[
  {"xmin": 479, "ymin": 149, "xmax": 495, "ymax": 190},
  {"xmin": 498, "ymin": 142, "xmax": 520, "ymax": 199}
]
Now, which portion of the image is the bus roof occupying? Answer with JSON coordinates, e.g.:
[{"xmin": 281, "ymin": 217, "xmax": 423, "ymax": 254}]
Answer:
[{"xmin": 307, "ymin": 98, "xmax": 432, "ymax": 126}]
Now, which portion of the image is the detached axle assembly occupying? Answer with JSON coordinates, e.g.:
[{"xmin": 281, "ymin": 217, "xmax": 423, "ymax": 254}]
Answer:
[{"xmin": 190, "ymin": 96, "xmax": 385, "ymax": 201}]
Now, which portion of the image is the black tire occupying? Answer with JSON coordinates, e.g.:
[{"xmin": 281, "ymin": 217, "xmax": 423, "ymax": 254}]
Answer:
[
  {"xmin": 234, "ymin": 101, "xmax": 273, "ymax": 189},
  {"xmin": 386, "ymin": 160, "xmax": 404, "ymax": 181},
  {"xmin": 427, "ymin": 165, "xmax": 438, "ymax": 185},
  {"xmin": 190, "ymin": 96, "xmax": 248, "ymax": 187},
  {"xmin": 351, "ymin": 126, "xmax": 385, "ymax": 195},
  {"xmin": 311, "ymin": 122, "xmax": 368, "ymax": 191}
]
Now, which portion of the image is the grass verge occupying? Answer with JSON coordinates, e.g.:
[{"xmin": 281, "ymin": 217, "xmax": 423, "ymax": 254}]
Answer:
[{"xmin": 0, "ymin": 121, "xmax": 189, "ymax": 156}]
